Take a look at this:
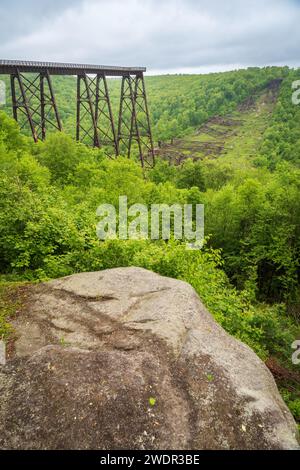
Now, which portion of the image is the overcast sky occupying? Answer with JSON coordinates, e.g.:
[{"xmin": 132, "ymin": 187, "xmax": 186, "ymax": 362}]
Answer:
[{"xmin": 0, "ymin": 0, "xmax": 300, "ymax": 74}]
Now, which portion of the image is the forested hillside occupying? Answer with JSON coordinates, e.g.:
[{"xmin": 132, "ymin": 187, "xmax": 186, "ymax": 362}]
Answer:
[
  {"xmin": 0, "ymin": 66, "xmax": 299, "ymax": 424},
  {"xmin": 0, "ymin": 66, "xmax": 289, "ymax": 142}
]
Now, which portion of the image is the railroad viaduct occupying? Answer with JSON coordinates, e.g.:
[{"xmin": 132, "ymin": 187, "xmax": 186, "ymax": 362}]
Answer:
[{"xmin": 0, "ymin": 60, "xmax": 154, "ymax": 168}]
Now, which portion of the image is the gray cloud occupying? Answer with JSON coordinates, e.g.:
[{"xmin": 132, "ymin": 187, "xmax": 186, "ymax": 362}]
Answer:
[
  {"xmin": 0, "ymin": 1, "xmax": 82, "ymax": 42},
  {"xmin": 0, "ymin": 0, "xmax": 299, "ymax": 73}
]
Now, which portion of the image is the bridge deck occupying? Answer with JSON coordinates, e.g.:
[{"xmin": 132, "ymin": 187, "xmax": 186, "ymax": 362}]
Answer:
[{"xmin": 0, "ymin": 60, "xmax": 146, "ymax": 76}]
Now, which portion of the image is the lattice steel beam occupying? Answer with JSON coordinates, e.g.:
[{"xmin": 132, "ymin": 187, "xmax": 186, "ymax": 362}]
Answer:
[
  {"xmin": 76, "ymin": 73, "xmax": 118, "ymax": 156},
  {"xmin": 117, "ymin": 73, "xmax": 154, "ymax": 168},
  {"xmin": 10, "ymin": 69, "xmax": 62, "ymax": 142},
  {"xmin": 95, "ymin": 74, "xmax": 118, "ymax": 155}
]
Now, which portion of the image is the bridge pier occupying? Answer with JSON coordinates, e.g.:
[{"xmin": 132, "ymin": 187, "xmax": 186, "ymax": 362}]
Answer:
[
  {"xmin": 76, "ymin": 73, "xmax": 118, "ymax": 156},
  {"xmin": 117, "ymin": 73, "xmax": 154, "ymax": 168},
  {"xmin": 10, "ymin": 69, "xmax": 62, "ymax": 142}
]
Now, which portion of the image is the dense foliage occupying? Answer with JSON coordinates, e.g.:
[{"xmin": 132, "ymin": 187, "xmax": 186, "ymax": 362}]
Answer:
[
  {"xmin": 0, "ymin": 66, "xmax": 299, "ymax": 422},
  {"xmin": 260, "ymin": 69, "xmax": 300, "ymax": 168}
]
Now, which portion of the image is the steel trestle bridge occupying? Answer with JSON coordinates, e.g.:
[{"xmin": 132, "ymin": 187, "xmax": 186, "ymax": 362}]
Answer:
[{"xmin": 0, "ymin": 60, "xmax": 154, "ymax": 168}]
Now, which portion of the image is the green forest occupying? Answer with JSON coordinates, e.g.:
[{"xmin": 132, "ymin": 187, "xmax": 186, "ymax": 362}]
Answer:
[{"xmin": 0, "ymin": 66, "xmax": 300, "ymax": 424}]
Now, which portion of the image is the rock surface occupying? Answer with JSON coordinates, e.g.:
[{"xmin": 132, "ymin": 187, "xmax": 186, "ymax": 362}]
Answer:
[{"xmin": 0, "ymin": 267, "xmax": 299, "ymax": 449}]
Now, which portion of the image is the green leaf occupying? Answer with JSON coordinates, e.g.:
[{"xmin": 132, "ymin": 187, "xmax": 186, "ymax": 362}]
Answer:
[{"xmin": 149, "ymin": 397, "xmax": 156, "ymax": 407}]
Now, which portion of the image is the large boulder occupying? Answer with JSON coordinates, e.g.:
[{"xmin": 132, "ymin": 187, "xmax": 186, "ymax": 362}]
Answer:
[{"xmin": 0, "ymin": 267, "xmax": 299, "ymax": 449}]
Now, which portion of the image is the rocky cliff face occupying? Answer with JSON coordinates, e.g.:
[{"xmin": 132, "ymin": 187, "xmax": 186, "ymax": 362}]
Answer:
[{"xmin": 0, "ymin": 267, "xmax": 299, "ymax": 449}]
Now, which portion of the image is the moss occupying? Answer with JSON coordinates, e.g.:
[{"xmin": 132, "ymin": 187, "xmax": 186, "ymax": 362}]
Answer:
[{"xmin": 0, "ymin": 282, "xmax": 27, "ymax": 340}]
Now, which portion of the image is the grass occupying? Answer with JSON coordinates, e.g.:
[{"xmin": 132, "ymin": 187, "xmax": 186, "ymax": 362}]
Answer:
[
  {"xmin": 220, "ymin": 93, "xmax": 275, "ymax": 168},
  {"xmin": 190, "ymin": 133, "xmax": 216, "ymax": 142}
]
